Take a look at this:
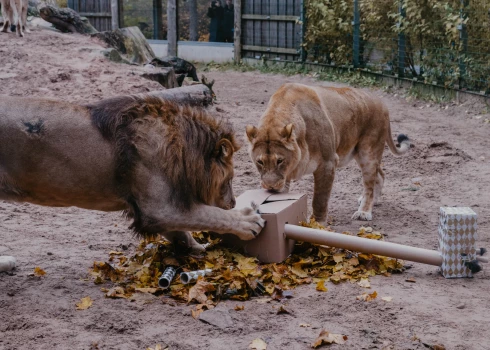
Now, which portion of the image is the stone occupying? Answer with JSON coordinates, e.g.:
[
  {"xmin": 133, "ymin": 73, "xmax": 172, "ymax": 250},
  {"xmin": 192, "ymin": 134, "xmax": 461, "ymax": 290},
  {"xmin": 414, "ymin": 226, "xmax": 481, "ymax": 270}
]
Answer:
[{"xmin": 199, "ymin": 309, "xmax": 234, "ymax": 329}]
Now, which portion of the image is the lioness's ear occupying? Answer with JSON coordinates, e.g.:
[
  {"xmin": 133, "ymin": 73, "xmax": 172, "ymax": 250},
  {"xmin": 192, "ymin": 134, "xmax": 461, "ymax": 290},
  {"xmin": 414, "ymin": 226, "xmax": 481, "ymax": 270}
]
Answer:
[
  {"xmin": 281, "ymin": 123, "xmax": 294, "ymax": 140},
  {"xmin": 216, "ymin": 138, "xmax": 234, "ymax": 162},
  {"xmin": 246, "ymin": 125, "xmax": 258, "ymax": 143}
]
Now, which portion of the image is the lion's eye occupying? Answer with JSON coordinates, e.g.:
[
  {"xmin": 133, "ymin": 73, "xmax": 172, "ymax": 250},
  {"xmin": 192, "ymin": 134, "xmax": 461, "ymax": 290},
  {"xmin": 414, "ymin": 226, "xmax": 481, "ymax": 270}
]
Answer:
[
  {"xmin": 277, "ymin": 158, "xmax": 284, "ymax": 165},
  {"xmin": 257, "ymin": 160, "xmax": 264, "ymax": 166}
]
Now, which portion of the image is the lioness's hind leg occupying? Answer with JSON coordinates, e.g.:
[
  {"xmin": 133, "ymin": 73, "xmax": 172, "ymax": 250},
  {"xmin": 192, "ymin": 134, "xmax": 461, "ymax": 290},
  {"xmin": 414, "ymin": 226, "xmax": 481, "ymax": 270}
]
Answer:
[
  {"xmin": 373, "ymin": 166, "xmax": 385, "ymax": 206},
  {"xmin": 352, "ymin": 150, "xmax": 382, "ymax": 221}
]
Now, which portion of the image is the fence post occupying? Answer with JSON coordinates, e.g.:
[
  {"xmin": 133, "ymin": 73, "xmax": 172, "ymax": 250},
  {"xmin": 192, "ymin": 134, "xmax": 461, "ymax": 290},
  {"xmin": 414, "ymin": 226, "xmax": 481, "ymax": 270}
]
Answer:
[
  {"xmin": 397, "ymin": 0, "xmax": 406, "ymax": 77},
  {"xmin": 167, "ymin": 0, "xmax": 178, "ymax": 56},
  {"xmin": 153, "ymin": 0, "xmax": 163, "ymax": 40},
  {"xmin": 300, "ymin": 0, "xmax": 307, "ymax": 62},
  {"xmin": 111, "ymin": 0, "xmax": 119, "ymax": 30},
  {"xmin": 234, "ymin": 0, "xmax": 242, "ymax": 63},
  {"xmin": 352, "ymin": 0, "xmax": 360, "ymax": 68},
  {"xmin": 458, "ymin": 0, "xmax": 468, "ymax": 88}
]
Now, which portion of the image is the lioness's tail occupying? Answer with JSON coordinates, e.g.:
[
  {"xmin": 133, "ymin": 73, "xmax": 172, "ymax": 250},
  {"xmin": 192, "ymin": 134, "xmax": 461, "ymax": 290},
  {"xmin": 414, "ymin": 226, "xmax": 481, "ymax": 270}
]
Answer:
[{"xmin": 386, "ymin": 124, "xmax": 411, "ymax": 155}]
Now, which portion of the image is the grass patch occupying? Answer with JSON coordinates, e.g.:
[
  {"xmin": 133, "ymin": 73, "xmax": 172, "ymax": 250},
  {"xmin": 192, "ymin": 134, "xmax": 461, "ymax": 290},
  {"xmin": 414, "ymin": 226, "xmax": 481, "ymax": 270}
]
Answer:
[{"xmin": 198, "ymin": 60, "xmax": 379, "ymax": 89}]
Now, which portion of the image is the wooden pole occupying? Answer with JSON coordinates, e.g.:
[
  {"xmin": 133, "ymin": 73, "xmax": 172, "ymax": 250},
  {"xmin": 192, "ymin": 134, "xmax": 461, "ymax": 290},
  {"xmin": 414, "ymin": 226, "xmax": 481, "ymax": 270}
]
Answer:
[
  {"xmin": 167, "ymin": 0, "xmax": 177, "ymax": 56},
  {"xmin": 111, "ymin": 0, "xmax": 119, "ymax": 30},
  {"xmin": 153, "ymin": 0, "xmax": 163, "ymax": 40},
  {"xmin": 234, "ymin": 0, "xmax": 242, "ymax": 63}
]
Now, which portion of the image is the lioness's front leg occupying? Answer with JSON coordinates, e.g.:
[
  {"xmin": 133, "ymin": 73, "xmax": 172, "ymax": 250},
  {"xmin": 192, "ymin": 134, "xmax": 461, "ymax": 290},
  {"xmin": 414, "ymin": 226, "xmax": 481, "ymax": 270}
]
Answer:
[{"xmin": 312, "ymin": 161, "xmax": 336, "ymax": 223}]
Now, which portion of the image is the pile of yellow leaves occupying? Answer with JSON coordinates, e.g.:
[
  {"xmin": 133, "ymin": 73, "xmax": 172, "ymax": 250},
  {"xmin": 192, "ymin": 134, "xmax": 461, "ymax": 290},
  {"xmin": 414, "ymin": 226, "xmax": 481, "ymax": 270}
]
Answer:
[{"xmin": 90, "ymin": 223, "xmax": 404, "ymax": 304}]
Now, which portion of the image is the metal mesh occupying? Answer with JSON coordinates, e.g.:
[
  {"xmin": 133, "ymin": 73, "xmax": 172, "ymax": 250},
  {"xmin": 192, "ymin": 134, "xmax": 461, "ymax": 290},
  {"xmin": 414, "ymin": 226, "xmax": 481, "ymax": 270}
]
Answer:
[{"xmin": 303, "ymin": 0, "xmax": 490, "ymax": 94}]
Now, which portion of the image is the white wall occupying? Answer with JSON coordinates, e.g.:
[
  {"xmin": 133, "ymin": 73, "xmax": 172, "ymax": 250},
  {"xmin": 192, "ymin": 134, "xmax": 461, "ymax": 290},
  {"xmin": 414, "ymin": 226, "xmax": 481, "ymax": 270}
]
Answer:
[{"xmin": 148, "ymin": 40, "xmax": 234, "ymax": 63}]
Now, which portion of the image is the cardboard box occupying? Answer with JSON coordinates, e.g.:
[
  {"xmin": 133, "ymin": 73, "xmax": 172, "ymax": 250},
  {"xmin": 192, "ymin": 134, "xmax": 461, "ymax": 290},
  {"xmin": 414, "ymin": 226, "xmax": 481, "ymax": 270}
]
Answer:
[
  {"xmin": 222, "ymin": 189, "xmax": 308, "ymax": 263},
  {"xmin": 438, "ymin": 207, "xmax": 478, "ymax": 278}
]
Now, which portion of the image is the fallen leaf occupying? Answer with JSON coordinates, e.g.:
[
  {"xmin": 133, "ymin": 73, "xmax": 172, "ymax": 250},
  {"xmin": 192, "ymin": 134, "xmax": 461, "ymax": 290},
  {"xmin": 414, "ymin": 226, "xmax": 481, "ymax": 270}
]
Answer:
[
  {"xmin": 381, "ymin": 296, "xmax": 393, "ymax": 302},
  {"xmin": 356, "ymin": 291, "xmax": 377, "ymax": 301},
  {"xmin": 311, "ymin": 329, "xmax": 348, "ymax": 348},
  {"xmin": 235, "ymin": 305, "xmax": 244, "ymax": 311},
  {"xmin": 405, "ymin": 277, "xmax": 416, "ymax": 283},
  {"xmin": 316, "ymin": 280, "xmax": 328, "ymax": 292},
  {"xmin": 191, "ymin": 300, "xmax": 216, "ymax": 319},
  {"xmin": 277, "ymin": 305, "xmax": 291, "ymax": 314},
  {"xmin": 300, "ymin": 323, "xmax": 311, "ymax": 327},
  {"xmin": 109, "ymin": 251, "xmax": 123, "ymax": 255},
  {"xmin": 249, "ymin": 338, "xmax": 267, "ymax": 350},
  {"xmin": 188, "ymin": 280, "xmax": 215, "ymax": 304},
  {"xmin": 135, "ymin": 287, "xmax": 158, "ymax": 294},
  {"xmin": 106, "ymin": 286, "xmax": 128, "ymax": 299},
  {"xmin": 34, "ymin": 266, "xmax": 46, "ymax": 276},
  {"xmin": 357, "ymin": 278, "xmax": 371, "ymax": 288},
  {"xmin": 76, "ymin": 296, "xmax": 93, "ymax": 310}
]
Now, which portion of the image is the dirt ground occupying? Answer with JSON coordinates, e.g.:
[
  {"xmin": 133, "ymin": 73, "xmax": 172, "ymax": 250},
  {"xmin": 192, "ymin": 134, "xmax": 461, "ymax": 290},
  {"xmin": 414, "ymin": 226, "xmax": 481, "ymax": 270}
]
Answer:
[{"xmin": 1, "ymin": 26, "xmax": 490, "ymax": 350}]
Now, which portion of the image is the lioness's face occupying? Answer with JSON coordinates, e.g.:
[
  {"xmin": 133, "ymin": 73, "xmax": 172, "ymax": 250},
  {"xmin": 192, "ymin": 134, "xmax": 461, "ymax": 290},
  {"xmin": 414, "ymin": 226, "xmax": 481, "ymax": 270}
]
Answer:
[{"xmin": 246, "ymin": 123, "xmax": 300, "ymax": 192}]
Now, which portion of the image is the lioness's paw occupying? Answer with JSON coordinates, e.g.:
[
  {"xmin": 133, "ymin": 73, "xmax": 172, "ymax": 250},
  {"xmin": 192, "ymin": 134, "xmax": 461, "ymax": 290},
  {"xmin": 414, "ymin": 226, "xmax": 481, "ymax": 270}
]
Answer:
[
  {"xmin": 234, "ymin": 207, "xmax": 266, "ymax": 241},
  {"xmin": 352, "ymin": 211, "xmax": 372, "ymax": 221}
]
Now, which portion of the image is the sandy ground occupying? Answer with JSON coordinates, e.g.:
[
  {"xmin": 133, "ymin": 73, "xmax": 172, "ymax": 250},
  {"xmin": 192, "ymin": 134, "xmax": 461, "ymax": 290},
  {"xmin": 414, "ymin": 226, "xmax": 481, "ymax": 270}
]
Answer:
[{"xmin": 1, "ymin": 27, "xmax": 490, "ymax": 350}]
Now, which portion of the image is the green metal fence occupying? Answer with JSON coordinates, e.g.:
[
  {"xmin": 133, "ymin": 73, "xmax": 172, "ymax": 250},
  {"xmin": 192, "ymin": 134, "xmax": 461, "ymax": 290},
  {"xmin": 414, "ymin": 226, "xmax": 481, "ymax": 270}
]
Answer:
[{"xmin": 302, "ymin": 0, "xmax": 490, "ymax": 95}]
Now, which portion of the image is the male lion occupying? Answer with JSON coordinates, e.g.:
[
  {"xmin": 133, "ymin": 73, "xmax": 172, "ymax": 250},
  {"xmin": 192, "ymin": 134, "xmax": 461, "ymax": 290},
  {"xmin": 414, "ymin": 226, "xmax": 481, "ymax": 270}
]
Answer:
[
  {"xmin": 0, "ymin": 95, "xmax": 264, "ymax": 253},
  {"xmin": 0, "ymin": 0, "xmax": 28, "ymax": 37},
  {"xmin": 246, "ymin": 83, "xmax": 411, "ymax": 222}
]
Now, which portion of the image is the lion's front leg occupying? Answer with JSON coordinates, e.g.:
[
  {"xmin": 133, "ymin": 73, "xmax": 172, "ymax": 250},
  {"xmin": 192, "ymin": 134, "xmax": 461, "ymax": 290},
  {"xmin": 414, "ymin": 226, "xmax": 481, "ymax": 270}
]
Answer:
[
  {"xmin": 160, "ymin": 231, "xmax": 206, "ymax": 253},
  {"xmin": 312, "ymin": 161, "xmax": 336, "ymax": 224},
  {"xmin": 146, "ymin": 204, "xmax": 266, "ymax": 242}
]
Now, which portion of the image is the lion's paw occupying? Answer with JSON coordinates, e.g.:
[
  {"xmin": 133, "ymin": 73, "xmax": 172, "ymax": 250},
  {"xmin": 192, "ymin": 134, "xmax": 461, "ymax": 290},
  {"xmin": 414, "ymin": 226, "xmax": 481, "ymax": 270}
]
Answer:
[
  {"xmin": 234, "ymin": 206, "xmax": 266, "ymax": 240},
  {"xmin": 352, "ymin": 211, "xmax": 372, "ymax": 221}
]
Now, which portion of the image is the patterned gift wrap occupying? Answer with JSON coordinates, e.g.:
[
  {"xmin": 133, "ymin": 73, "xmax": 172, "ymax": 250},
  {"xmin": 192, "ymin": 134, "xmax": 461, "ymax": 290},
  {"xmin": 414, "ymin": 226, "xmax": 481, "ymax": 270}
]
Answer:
[{"xmin": 438, "ymin": 207, "xmax": 478, "ymax": 278}]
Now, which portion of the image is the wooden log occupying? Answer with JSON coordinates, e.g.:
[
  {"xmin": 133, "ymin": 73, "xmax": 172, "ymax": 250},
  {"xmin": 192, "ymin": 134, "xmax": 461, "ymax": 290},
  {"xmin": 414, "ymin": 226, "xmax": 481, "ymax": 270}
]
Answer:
[
  {"xmin": 143, "ymin": 84, "xmax": 213, "ymax": 107},
  {"xmin": 141, "ymin": 67, "xmax": 179, "ymax": 89},
  {"xmin": 93, "ymin": 26, "xmax": 156, "ymax": 65},
  {"xmin": 39, "ymin": 5, "xmax": 98, "ymax": 34}
]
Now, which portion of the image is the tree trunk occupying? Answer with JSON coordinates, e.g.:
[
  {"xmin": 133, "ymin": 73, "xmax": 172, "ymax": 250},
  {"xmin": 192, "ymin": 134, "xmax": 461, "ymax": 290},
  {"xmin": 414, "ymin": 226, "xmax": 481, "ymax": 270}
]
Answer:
[
  {"xmin": 93, "ymin": 27, "xmax": 156, "ymax": 65},
  {"xmin": 143, "ymin": 84, "xmax": 213, "ymax": 107},
  {"xmin": 39, "ymin": 5, "xmax": 98, "ymax": 34},
  {"xmin": 188, "ymin": 0, "xmax": 198, "ymax": 41}
]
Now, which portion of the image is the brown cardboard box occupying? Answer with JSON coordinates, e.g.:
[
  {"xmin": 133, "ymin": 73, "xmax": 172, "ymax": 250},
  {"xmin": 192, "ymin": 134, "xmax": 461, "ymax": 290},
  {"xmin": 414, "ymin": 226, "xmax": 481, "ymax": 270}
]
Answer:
[{"xmin": 221, "ymin": 189, "xmax": 308, "ymax": 263}]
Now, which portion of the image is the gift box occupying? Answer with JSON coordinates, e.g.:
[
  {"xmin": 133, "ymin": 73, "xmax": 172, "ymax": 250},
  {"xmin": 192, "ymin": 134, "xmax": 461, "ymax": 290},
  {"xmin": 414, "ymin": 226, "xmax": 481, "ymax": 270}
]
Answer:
[{"xmin": 438, "ymin": 207, "xmax": 478, "ymax": 278}]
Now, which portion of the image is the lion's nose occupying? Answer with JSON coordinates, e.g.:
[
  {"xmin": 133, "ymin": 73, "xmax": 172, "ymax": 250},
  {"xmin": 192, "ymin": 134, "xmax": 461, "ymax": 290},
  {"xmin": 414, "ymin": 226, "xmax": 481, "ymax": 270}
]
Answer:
[{"xmin": 230, "ymin": 197, "xmax": 236, "ymax": 209}]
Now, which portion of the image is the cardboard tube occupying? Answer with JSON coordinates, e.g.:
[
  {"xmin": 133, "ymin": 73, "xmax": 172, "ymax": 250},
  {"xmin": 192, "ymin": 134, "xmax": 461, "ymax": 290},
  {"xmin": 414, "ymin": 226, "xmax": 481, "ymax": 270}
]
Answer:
[
  {"xmin": 284, "ymin": 224, "xmax": 444, "ymax": 266},
  {"xmin": 180, "ymin": 268, "xmax": 213, "ymax": 284},
  {"xmin": 158, "ymin": 266, "xmax": 177, "ymax": 289}
]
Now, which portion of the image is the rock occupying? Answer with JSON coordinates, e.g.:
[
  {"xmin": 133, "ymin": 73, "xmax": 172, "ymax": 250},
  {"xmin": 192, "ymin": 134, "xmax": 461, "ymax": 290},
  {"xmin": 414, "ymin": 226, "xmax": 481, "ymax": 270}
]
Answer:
[
  {"xmin": 479, "ymin": 156, "xmax": 485, "ymax": 162},
  {"xmin": 199, "ymin": 309, "xmax": 234, "ymax": 329},
  {"xmin": 101, "ymin": 48, "xmax": 130, "ymax": 64},
  {"xmin": 0, "ymin": 256, "xmax": 16, "ymax": 272},
  {"xmin": 456, "ymin": 303, "xmax": 465, "ymax": 309},
  {"xmin": 93, "ymin": 27, "xmax": 156, "ymax": 65}
]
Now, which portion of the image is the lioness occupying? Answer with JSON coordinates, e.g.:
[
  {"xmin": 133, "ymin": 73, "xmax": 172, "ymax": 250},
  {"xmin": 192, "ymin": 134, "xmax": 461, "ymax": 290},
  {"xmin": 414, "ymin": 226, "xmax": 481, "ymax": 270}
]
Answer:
[
  {"xmin": 246, "ymin": 83, "xmax": 410, "ymax": 222},
  {"xmin": 0, "ymin": 95, "xmax": 264, "ymax": 252},
  {"xmin": 0, "ymin": 0, "xmax": 28, "ymax": 37}
]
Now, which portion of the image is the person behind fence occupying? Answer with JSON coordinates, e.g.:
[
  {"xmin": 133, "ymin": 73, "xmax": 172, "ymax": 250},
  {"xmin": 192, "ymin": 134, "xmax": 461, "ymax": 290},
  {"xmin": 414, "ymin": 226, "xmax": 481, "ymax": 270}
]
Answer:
[
  {"xmin": 222, "ymin": 0, "xmax": 234, "ymax": 43},
  {"xmin": 207, "ymin": 0, "xmax": 224, "ymax": 42}
]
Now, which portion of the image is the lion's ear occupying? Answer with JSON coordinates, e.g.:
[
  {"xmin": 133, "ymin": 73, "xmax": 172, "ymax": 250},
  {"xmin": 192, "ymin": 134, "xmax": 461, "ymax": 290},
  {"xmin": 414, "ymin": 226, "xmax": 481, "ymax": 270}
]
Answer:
[
  {"xmin": 246, "ymin": 125, "xmax": 258, "ymax": 143},
  {"xmin": 281, "ymin": 123, "xmax": 294, "ymax": 141},
  {"xmin": 216, "ymin": 138, "xmax": 234, "ymax": 162}
]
